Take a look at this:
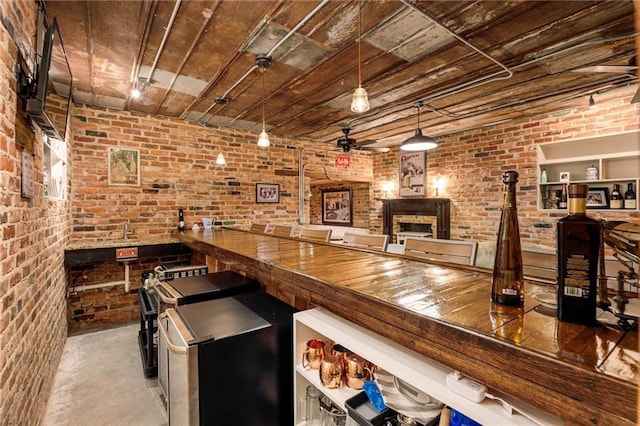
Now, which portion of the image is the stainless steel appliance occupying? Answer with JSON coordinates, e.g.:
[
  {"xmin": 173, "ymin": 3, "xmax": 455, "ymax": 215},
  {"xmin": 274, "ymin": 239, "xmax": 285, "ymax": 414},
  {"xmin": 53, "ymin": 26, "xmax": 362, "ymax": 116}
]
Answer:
[
  {"xmin": 158, "ymin": 292, "xmax": 296, "ymax": 425},
  {"xmin": 155, "ymin": 271, "xmax": 260, "ymax": 312},
  {"xmin": 156, "ymin": 271, "xmax": 260, "ymax": 396}
]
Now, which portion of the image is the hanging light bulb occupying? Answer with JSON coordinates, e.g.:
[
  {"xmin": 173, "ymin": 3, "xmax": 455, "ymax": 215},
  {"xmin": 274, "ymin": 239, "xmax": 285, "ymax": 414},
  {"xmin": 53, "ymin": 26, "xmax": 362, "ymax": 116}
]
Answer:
[
  {"xmin": 256, "ymin": 56, "xmax": 271, "ymax": 148},
  {"xmin": 351, "ymin": 0, "xmax": 369, "ymax": 113},
  {"xmin": 214, "ymin": 97, "xmax": 227, "ymax": 165},
  {"xmin": 588, "ymin": 94, "xmax": 596, "ymax": 109},
  {"xmin": 400, "ymin": 101, "xmax": 438, "ymax": 151}
]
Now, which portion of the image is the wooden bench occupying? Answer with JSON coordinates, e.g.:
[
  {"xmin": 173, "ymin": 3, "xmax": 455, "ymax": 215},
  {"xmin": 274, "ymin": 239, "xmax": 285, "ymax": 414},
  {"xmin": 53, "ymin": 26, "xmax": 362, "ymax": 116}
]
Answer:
[
  {"xmin": 522, "ymin": 247, "xmax": 557, "ymax": 283},
  {"xmin": 248, "ymin": 223, "xmax": 268, "ymax": 233},
  {"xmin": 299, "ymin": 228, "xmax": 332, "ymax": 242},
  {"xmin": 404, "ymin": 237, "xmax": 478, "ymax": 266},
  {"xmin": 342, "ymin": 232, "xmax": 389, "ymax": 251},
  {"xmin": 272, "ymin": 224, "xmax": 295, "ymax": 237},
  {"xmin": 521, "ymin": 247, "xmax": 630, "ymax": 294}
]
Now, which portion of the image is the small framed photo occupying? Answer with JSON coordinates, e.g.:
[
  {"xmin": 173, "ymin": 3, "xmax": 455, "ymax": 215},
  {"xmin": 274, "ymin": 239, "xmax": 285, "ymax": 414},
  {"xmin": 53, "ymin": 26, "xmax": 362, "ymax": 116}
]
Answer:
[
  {"xmin": 559, "ymin": 171, "xmax": 570, "ymax": 183},
  {"xmin": 586, "ymin": 187, "xmax": 610, "ymax": 209},
  {"xmin": 108, "ymin": 147, "xmax": 140, "ymax": 186},
  {"xmin": 256, "ymin": 183, "xmax": 280, "ymax": 203}
]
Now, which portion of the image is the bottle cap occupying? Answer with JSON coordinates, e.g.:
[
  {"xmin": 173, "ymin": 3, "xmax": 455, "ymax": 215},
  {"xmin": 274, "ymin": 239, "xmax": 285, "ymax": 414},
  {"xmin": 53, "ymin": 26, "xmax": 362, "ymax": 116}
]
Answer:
[
  {"xmin": 502, "ymin": 170, "xmax": 518, "ymax": 184},
  {"xmin": 568, "ymin": 183, "xmax": 588, "ymax": 198}
]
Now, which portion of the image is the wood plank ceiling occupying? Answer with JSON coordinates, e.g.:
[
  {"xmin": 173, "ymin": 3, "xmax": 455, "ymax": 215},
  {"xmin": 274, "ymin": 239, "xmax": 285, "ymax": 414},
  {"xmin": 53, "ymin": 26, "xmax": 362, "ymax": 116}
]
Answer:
[{"xmin": 46, "ymin": 0, "xmax": 638, "ymax": 150}]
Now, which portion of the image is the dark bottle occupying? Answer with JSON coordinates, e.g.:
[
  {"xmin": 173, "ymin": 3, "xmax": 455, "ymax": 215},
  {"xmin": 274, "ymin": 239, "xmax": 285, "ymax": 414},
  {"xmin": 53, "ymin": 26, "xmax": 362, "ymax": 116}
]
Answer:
[
  {"xmin": 610, "ymin": 184, "xmax": 623, "ymax": 209},
  {"xmin": 491, "ymin": 171, "xmax": 524, "ymax": 306},
  {"xmin": 557, "ymin": 184, "xmax": 601, "ymax": 325},
  {"xmin": 557, "ymin": 184, "xmax": 567, "ymax": 209},
  {"xmin": 178, "ymin": 209, "xmax": 186, "ymax": 232},
  {"xmin": 624, "ymin": 182, "xmax": 636, "ymax": 210}
]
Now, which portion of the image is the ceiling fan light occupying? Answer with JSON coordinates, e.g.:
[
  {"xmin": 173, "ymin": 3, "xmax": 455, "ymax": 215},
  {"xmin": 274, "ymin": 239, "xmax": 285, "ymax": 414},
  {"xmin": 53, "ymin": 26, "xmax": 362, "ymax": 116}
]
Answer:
[
  {"xmin": 351, "ymin": 86, "xmax": 370, "ymax": 113},
  {"xmin": 257, "ymin": 129, "xmax": 270, "ymax": 148},
  {"xmin": 216, "ymin": 152, "xmax": 226, "ymax": 165},
  {"xmin": 400, "ymin": 129, "xmax": 438, "ymax": 151}
]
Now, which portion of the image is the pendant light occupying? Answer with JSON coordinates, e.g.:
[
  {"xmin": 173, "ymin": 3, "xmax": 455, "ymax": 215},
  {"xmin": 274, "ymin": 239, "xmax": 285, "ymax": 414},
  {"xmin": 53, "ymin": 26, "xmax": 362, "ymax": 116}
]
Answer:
[
  {"xmin": 400, "ymin": 101, "xmax": 438, "ymax": 151},
  {"xmin": 256, "ymin": 55, "xmax": 272, "ymax": 148},
  {"xmin": 588, "ymin": 94, "xmax": 596, "ymax": 109},
  {"xmin": 215, "ymin": 97, "xmax": 227, "ymax": 165},
  {"xmin": 350, "ymin": 0, "xmax": 369, "ymax": 113}
]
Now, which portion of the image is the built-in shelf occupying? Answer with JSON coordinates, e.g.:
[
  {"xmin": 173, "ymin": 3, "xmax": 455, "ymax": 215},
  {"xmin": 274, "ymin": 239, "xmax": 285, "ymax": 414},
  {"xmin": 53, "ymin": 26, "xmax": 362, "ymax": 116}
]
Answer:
[
  {"xmin": 293, "ymin": 308, "xmax": 560, "ymax": 425},
  {"xmin": 537, "ymin": 131, "xmax": 639, "ymax": 211}
]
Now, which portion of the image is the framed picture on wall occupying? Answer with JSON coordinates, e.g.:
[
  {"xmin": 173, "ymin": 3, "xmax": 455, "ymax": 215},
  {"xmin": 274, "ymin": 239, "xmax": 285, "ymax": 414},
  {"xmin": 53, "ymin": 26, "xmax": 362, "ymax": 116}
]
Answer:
[
  {"xmin": 399, "ymin": 151, "xmax": 426, "ymax": 196},
  {"xmin": 256, "ymin": 183, "xmax": 280, "ymax": 203},
  {"xmin": 108, "ymin": 147, "xmax": 140, "ymax": 186},
  {"xmin": 322, "ymin": 188, "xmax": 352, "ymax": 226}
]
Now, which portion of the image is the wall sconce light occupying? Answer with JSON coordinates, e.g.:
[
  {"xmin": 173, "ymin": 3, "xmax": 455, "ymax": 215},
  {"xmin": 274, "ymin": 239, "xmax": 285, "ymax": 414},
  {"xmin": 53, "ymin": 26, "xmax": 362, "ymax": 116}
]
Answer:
[
  {"xmin": 382, "ymin": 181, "xmax": 394, "ymax": 198},
  {"xmin": 434, "ymin": 177, "xmax": 446, "ymax": 197}
]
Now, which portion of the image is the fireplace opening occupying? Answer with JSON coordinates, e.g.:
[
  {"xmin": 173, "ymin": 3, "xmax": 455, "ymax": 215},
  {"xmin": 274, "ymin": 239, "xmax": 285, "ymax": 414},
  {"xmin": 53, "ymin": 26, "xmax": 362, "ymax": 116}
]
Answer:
[{"xmin": 396, "ymin": 222, "xmax": 433, "ymax": 244}]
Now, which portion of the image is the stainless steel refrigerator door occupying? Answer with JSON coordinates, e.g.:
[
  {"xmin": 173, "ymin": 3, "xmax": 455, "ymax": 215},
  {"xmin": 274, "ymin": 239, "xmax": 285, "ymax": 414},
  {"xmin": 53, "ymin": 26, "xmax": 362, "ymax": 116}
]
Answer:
[{"xmin": 157, "ymin": 308, "xmax": 199, "ymax": 425}]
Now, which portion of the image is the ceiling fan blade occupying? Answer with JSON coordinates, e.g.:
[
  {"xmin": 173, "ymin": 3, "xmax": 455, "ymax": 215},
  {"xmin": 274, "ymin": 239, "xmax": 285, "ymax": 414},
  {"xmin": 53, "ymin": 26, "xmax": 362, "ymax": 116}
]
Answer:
[
  {"xmin": 362, "ymin": 147, "xmax": 390, "ymax": 153},
  {"xmin": 572, "ymin": 65, "xmax": 637, "ymax": 73},
  {"xmin": 358, "ymin": 139, "xmax": 378, "ymax": 146},
  {"xmin": 632, "ymin": 86, "xmax": 640, "ymax": 104}
]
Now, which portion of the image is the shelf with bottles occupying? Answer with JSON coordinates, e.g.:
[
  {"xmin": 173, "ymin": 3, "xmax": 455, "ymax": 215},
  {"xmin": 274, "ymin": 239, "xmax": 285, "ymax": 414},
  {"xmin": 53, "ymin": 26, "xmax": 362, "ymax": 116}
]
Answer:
[
  {"xmin": 538, "ymin": 179, "xmax": 638, "ymax": 212},
  {"xmin": 293, "ymin": 308, "xmax": 559, "ymax": 426},
  {"xmin": 536, "ymin": 132, "xmax": 640, "ymax": 212}
]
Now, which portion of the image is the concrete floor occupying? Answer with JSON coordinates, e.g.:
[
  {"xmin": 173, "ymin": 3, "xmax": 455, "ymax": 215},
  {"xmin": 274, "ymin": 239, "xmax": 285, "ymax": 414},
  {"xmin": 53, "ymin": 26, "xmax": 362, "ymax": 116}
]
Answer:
[{"xmin": 43, "ymin": 323, "xmax": 167, "ymax": 426}]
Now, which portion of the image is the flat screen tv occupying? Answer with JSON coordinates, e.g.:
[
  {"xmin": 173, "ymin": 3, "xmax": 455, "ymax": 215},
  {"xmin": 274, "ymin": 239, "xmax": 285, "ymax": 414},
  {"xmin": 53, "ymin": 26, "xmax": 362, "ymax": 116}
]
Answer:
[{"xmin": 26, "ymin": 17, "xmax": 72, "ymax": 141}]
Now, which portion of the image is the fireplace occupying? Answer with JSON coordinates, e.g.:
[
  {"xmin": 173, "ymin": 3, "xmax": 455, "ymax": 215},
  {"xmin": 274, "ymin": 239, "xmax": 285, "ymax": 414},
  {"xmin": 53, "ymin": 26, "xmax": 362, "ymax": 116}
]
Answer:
[{"xmin": 382, "ymin": 198, "xmax": 450, "ymax": 240}]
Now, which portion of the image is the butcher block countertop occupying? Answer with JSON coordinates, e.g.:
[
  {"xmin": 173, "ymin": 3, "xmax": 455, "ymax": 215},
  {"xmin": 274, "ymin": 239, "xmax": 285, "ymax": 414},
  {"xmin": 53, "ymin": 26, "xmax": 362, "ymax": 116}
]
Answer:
[{"xmin": 179, "ymin": 228, "xmax": 637, "ymax": 425}]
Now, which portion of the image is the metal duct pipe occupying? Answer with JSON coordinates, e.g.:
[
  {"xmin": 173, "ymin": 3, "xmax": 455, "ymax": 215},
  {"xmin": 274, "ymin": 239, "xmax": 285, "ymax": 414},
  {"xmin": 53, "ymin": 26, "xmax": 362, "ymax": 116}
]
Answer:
[{"xmin": 297, "ymin": 147, "xmax": 339, "ymax": 225}]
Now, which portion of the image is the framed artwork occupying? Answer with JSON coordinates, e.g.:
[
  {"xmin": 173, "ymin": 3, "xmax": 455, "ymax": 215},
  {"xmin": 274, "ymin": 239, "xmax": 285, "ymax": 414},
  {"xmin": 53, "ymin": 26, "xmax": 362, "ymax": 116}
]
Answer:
[
  {"xmin": 399, "ymin": 152, "xmax": 426, "ymax": 196},
  {"xmin": 108, "ymin": 147, "xmax": 140, "ymax": 186},
  {"xmin": 322, "ymin": 188, "xmax": 352, "ymax": 226},
  {"xmin": 559, "ymin": 171, "xmax": 570, "ymax": 183},
  {"xmin": 256, "ymin": 183, "xmax": 280, "ymax": 203},
  {"xmin": 586, "ymin": 187, "xmax": 609, "ymax": 209}
]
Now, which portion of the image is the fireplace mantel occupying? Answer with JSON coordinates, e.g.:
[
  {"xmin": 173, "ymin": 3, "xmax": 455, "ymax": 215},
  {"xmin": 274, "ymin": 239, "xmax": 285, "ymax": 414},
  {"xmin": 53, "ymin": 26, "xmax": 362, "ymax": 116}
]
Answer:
[{"xmin": 382, "ymin": 198, "xmax": 450, "ymax": 239}]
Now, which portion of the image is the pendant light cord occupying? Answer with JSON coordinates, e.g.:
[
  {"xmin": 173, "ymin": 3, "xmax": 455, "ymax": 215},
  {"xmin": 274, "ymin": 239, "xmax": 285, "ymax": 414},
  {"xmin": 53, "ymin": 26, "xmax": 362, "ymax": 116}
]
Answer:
[
  {"xmin": 261, "ymin": 70, "xmax": 266, "ymax": 129},
  {"xmin": 357, "ymin": 0, "xmax": 362, "ymax": 85}
]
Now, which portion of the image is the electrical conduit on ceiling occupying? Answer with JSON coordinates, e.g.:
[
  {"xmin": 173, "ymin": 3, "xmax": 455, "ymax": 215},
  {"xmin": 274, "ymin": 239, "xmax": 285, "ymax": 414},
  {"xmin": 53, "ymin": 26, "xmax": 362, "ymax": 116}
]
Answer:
[
  {"xmin": 136, "ymin": 0, "xmax": 182, "ymax": 92},
  {"xmin": 196, "ymin": 0, "xmax": 331, "ymax": 125},
  {"xmin": 412, "ymin": 34, "xmax": 638, "ymax": 120}
]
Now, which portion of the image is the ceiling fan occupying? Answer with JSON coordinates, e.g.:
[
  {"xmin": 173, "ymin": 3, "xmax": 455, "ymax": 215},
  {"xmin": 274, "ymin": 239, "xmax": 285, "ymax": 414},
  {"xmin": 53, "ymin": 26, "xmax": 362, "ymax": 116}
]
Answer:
[
  {"xmin": 572, "ymin": 55, "xmax": 639, "ymax": 103},
  {"xmin": 336, "ymin": 126, "xmax": 390, "ymax": 153}
]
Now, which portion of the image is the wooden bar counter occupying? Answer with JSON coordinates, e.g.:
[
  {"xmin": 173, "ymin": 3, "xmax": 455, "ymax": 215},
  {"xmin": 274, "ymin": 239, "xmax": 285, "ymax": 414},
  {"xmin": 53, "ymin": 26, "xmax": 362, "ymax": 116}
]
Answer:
[{"xmin": 179, "ymin": 228, "xmax": 637, "ymax": 425}]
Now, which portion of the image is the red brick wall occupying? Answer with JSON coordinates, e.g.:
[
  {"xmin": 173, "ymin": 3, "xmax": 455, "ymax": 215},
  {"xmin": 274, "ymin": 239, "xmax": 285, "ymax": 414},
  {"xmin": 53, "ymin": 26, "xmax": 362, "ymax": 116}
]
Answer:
[
  {"xmin": 0, "ymin": 2, "xmax": 70, "ymax": 425},
  {"xmin": 309, "ymin": 182, "xmax": 370, "ymax": 228},
  {"xmin": 66, "ymin": 106, "xmax": 374, "ymax": 332},
  {"xmin": 371, "ymin": 89, "xmax": 640, "ymax": 246},
  {"xmin": 70, "ymin": 106, "xmax": 373, "ymax": 242}
]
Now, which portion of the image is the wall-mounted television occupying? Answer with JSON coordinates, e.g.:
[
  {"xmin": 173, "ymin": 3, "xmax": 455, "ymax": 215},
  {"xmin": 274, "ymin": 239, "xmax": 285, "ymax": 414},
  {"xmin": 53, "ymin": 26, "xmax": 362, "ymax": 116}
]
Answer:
[{"xmin": 25, "ymin": 17, "xmax": 72, "ymax": 141}]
